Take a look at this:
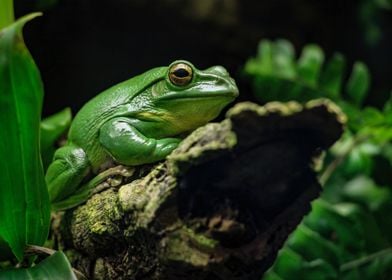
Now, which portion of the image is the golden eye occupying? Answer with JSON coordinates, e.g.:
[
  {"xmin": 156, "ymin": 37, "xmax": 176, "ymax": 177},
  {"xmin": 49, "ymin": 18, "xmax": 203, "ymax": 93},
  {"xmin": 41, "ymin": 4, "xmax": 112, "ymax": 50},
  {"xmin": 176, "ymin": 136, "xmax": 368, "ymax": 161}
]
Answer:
[{"xmin": 169, "ymin": 63, "xmax": 193, "ymax": 86}]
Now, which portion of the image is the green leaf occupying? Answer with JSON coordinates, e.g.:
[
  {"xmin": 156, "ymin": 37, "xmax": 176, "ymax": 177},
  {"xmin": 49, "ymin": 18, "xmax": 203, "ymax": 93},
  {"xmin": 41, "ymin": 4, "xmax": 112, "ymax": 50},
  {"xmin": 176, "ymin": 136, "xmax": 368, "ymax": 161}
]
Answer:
[
  {"xmin": 342, "ymin": 176, "xmax": 391, "ymax": 210},
  {"xmin": 345, "ymin": 62, "xmax": 370, "ymax": 106},
  {"xmin": 271, "ymin": 39, "xmax": 296, "ymax": 79},
  {"xmin": 40, "ymin": 108, "xmax": 72, "ymax": 170},
  {"xmin": 304, "ymin": 200, "xmax": 363, "ymax": 252},
  {"xmin": 297, "ymin": 45, "xmax": 324, "ymax": 87},
  {"xmin": 383, "ymin": 94, "xmax": 392, "ymax": 114},
  {"xmin": 244, "ymin": 39, "xmax": 373, "ymax": 114},
  {"xmin": 0, "ymin": 14, "xmax": 50, "ymax": 261},
  {"xmin": 302, "ymin": 259, "xmax": 338, "ymax": 280},
  {"xmin": 273, "ymin": 248, "xmax": 304, "ymax": 276},
  {"xmin": 256, "ymin": 40, "xmax": 274, "ymax": 75},
  {"xmin": 319, "ymin": 53, "xmax": 345, "ymax": 99},
  {"xmin": 334, "ymin": 202, "xmax": 389, "ymax": 252},
  {"xmin": 0, "ymin": 251, "xmax": 77, "ymax": 279},
  {"xmin": 263, "ymin": 271, "xmax": 284, "ymax": 280},
  {"xmin": 0, "ymin": 0, "xmax": 14, "ymax": 30},
  {"xmin": 287, "ymin": 224, "xmax": 342, "ymax": 267}
]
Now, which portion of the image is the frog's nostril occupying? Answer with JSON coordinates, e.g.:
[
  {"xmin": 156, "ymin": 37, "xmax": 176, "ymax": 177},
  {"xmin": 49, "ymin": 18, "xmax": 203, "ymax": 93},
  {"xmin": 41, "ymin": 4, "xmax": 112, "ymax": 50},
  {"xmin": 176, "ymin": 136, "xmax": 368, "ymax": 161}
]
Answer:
[{"xmin": 208, "ymin": 66, "xmax": 230, "ymax": 76}]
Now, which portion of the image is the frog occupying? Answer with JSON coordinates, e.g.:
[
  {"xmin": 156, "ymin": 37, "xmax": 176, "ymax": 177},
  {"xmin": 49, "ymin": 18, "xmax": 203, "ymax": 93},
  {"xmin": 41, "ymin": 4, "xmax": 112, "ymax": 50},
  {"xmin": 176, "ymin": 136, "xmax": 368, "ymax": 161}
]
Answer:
[{"xmin": 46, "ymin": 60, "xmax": 239, "ymax": 210}]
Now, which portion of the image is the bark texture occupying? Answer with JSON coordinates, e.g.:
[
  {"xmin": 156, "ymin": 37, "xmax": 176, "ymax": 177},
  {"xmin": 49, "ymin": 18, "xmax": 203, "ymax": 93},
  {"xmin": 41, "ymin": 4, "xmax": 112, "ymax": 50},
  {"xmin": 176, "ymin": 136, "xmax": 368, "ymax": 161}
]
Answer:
[{"xmin": 57, "ymin": 100, "xmax": 345, "ymax": 280}]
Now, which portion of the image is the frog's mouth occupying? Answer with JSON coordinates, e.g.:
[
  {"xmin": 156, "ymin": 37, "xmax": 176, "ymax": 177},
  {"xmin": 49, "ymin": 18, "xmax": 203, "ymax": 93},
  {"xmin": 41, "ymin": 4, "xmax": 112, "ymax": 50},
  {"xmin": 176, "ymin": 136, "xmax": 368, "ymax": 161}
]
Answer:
[{"xmin": 157, "ymin": 80, "xmax": 239, "ymax": 101}]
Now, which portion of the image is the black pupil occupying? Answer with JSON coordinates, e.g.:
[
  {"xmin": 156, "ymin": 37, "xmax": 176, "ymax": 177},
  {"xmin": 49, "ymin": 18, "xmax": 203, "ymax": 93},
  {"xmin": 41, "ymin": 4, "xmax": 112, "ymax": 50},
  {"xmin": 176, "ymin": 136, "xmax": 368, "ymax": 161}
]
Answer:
[{"xmin": 174, "ymin": 68, "xmax": 189, "ymax": 78}]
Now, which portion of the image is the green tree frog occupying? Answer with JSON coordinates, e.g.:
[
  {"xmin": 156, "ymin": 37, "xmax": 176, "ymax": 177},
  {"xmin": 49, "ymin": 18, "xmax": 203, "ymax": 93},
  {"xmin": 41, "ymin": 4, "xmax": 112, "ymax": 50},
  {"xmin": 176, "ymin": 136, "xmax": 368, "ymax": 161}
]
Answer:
[{"xmin": 46, "ymin": 60, "xmax": 238, "ymax": 210}]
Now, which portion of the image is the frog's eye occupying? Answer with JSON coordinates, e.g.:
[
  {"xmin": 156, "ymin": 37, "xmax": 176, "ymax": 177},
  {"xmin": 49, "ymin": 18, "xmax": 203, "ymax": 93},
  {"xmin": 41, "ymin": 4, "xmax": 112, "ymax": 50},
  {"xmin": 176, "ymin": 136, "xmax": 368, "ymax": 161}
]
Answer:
[{"xmin": 169, "ymin": 63, "xmax": 193, "ymax": 86}]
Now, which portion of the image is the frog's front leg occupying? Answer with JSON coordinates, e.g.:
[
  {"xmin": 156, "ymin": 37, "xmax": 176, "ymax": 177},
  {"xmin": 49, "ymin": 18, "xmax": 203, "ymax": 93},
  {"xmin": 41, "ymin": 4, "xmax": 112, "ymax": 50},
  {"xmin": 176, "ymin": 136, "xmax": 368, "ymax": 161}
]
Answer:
[
  {"xmin": 45, "ymin": 144, "xmax": 90, "ymax": 204},
  {"xmin": 99, "ymin": 118, "xmax": 181, "ymax": 166}
]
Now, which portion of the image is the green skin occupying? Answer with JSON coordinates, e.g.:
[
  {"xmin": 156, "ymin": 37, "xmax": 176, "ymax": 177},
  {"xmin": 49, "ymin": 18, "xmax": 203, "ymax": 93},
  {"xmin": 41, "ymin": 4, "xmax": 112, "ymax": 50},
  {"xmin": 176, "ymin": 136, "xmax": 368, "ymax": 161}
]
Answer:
[{"xmin": 46, "ymin": 60, "xmax": 238, "ymax": 210}]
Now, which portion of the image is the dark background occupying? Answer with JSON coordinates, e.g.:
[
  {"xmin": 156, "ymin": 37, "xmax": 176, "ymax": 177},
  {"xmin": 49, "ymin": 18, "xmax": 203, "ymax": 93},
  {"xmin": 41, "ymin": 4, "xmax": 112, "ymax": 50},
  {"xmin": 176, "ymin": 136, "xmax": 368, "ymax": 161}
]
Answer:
[{"xmin": 15, "ymin": 0, "xmax": 392, "ymax": 117}]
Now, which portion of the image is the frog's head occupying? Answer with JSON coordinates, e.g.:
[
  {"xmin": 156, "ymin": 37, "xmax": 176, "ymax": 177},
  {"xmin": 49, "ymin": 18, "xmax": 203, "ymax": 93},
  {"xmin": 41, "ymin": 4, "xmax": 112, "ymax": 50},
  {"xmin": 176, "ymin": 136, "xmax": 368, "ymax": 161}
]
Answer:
[{"xmin": 135, "ymin": 60, "xmax": 239, "ymax": 133}]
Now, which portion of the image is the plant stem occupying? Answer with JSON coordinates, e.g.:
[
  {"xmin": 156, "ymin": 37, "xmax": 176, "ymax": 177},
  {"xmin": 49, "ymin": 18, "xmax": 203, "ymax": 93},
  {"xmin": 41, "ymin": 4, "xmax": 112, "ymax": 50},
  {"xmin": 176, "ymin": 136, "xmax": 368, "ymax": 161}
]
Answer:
[
  {"xmin": 25, "ymin": 244, "xmax": 56, "ymax": 256},
  {"xmin": 340, "ymin": 248, "xmax": 392, "ymax": 271},
  {"xmin": 0, "ymin": 0, "xmax": 15, "ymax": 30},
  {"xmin": 319, "ymin": 134, "xmax": 368, "ymax": 185}
]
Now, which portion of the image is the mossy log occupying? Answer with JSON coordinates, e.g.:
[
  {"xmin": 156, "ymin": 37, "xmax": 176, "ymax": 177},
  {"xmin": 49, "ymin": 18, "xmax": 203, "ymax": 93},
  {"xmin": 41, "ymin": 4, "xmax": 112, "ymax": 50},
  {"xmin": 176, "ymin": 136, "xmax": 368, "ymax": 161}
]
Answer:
[{"xmin": 56, "ymin": 100, "xmax": 345, "ymax": 280}]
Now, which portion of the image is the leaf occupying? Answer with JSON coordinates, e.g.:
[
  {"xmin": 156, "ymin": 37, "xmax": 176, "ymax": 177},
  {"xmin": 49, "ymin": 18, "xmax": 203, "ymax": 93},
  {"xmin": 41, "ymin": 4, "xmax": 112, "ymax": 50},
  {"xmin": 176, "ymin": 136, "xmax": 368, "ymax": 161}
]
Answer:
[
  {"xmin": 0, "ymin": 14, "xmax": 50, "ymax": 261},
  {"xmin": 40, "ymin": 108, "xmax": 72, "ymax": 170},
  {"xmin": 302, "ymin": 259, "xmax": 338, "ymax": 280},
  {"xmin": 297, "ymin": 45, "xmax": 324, "ymax": 87},
  {"xmin": 345, "ymin": 62, "xmax": 370, "ymax": 106},
  {"xmin": 246, "ymin": 38, "xmax": 392, "ymax": 279},
  {"xmin": 0, "ymin": 0, "xmax": 14, "ymax": 30},
  {"xmin": 304, "ymin": 200, "xmax": 363, "ymax": 252},
  {"xmin": 244, "ymin": 39, "xmax": 373, "ymax": 115},
  {"xmin": 287, "ymin": 224, "xmax": 342, "ymax": 267},
  {"xmin": 319, "ymin": 53, "xmax": 345, "ymax": 99},
  {"xmin": 342, "ymin": 176, "xmax": 391, "ymax": 210},
  {"xmin": 271, "ymin": 39, "xmax": 296, "ymax": 79},
  {"xmin": 334, "ymin": 202, "xmax": 389, "ymax": 253},
  {"xmin": 273, "ymin": 248, "xmax": 304, "ymax": 275},
  {"xmin": 0, "ymin": 251, "xmax": 77, "ymax": 279}
]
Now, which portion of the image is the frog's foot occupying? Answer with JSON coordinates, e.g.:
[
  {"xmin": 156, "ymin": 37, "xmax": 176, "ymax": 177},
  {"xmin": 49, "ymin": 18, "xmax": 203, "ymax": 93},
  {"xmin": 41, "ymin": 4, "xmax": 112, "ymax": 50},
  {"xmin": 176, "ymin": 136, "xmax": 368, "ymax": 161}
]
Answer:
[
  {"xmin": 88, "ymin": 165, "xmax": 135, "ymax": 195},
  {"xmin": 51, "ymin": 165, "xmax": 136, "ymax": 211},
  {"xmin": 46, "ymin": 144, "xmax": 90, "ymax": 205}
]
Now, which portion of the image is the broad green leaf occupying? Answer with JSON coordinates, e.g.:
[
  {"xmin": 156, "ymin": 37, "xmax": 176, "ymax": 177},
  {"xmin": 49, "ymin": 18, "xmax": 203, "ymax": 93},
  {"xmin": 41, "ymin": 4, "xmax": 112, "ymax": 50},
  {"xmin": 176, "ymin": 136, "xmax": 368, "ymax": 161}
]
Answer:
[
  {"xmin": 0, "ymin": 251, "xmax": 77, "ymax": 279},
  {"xmin": 0, "ymin": 0, "xmax": 14, "ymax": 30},
  {"xmin": 40, "ymin": 108, "xmax": 72, "ymax": 169},
  {"xmin": 345, "ymin": 62, "xmax": 370, "ymax": 106},
  {"xmin": 0, "ymin": 14, "xmax": 50, "ymax": 261}
]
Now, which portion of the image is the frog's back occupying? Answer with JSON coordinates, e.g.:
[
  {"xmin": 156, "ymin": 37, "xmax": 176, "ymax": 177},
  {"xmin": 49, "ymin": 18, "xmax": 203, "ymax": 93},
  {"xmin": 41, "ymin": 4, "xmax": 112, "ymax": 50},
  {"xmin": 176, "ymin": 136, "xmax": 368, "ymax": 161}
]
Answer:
[{"xmin": 68, "ymin": 67, "xmax": 166, "ymax": 168}]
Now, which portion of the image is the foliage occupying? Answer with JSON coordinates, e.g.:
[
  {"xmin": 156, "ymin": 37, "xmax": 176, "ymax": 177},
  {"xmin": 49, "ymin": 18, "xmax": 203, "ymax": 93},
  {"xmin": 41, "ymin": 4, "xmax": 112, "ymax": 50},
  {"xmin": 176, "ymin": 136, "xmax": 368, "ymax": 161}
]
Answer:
[
  {"xmin": 0, "ymin": 12, "xmax": 50, "ymax": 262},
  {"xmin": 0, "ymin": 0, "xmax": 14, "ymax": 30},
  {"xmin": 0, "ymin": 251, "xmax": 77, "ymax": 280},
  {"xmin": 0, "ymin": 1, "xmax": 76, "ymax": 278},
  {"xmin": 244, "ymin": 39, "xmax": 392, "ymax": 280}
]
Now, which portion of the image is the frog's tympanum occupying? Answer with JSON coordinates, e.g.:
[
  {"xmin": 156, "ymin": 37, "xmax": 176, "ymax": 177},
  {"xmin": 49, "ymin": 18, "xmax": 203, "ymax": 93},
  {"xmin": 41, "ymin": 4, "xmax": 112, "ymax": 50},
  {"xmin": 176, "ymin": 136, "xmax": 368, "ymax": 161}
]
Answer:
[{"xmin": 46, "ymin": 60, "xmax": 239, "ymax": 210}]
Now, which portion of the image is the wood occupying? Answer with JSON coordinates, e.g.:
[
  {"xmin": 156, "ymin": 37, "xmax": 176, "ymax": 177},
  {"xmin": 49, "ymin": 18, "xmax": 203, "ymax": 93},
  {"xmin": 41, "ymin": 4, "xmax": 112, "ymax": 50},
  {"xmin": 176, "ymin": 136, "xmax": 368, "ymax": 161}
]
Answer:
[{"xmin": 56, "ymin": 100, "xmax": 344, "ymax": 280}]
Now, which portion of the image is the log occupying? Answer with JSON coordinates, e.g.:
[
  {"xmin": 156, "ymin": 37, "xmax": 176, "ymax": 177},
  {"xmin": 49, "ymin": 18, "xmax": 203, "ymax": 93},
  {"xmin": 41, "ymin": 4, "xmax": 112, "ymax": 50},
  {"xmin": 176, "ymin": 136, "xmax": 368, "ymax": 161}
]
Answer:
[{"xmin": 57, "ymin": 100, "xmax": 345, "ymax": 280}]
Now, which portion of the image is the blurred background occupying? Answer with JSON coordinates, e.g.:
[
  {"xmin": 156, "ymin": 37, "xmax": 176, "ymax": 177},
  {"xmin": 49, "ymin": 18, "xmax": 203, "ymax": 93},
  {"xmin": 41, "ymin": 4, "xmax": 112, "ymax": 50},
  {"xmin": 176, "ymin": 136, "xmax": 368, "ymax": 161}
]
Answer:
[{"xmin": 14, "ymin": 0, "xmax": 392, "ymax": 116}]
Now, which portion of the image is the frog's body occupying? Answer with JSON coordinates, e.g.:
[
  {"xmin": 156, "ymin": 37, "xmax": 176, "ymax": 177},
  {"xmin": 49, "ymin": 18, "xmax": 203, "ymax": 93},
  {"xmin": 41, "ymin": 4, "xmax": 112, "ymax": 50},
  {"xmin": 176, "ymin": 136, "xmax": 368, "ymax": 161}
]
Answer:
[{"xmin": 46, "ymin": 61, "xmax": 238, "ymax": 210}]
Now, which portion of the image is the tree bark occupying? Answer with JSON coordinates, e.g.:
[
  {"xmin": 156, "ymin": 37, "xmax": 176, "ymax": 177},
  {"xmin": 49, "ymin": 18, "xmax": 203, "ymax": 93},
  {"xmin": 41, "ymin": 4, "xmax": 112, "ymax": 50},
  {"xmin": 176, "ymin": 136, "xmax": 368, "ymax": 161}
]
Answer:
[{"xmin": 56, "ymin": 100, "xmax": 345, "ymax": 280}]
